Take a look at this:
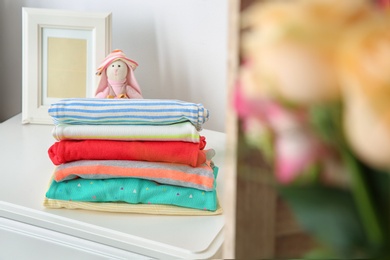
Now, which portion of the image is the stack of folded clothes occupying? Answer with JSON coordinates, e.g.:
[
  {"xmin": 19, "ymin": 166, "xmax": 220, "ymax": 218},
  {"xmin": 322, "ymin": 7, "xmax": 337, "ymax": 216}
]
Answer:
[{"xmin": 43, "ymin": 98, "xmax": 222, "ymax": 215}]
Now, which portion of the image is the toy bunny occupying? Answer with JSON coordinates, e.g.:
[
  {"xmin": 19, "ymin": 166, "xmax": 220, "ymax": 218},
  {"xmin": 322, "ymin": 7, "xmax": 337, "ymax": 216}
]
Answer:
[{"xmin": 95, "ymin": 49, "xmax": 143, "ymax": 99}]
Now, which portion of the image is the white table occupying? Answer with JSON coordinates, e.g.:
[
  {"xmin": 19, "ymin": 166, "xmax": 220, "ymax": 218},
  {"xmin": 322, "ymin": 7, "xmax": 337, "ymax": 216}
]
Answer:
[{"xmin": 0, "ymin": 114, "xmax": 225, "ymax": 259}]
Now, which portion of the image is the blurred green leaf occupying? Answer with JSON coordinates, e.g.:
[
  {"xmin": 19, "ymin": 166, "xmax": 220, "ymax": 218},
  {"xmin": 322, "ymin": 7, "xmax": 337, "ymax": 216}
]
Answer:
[
  {"xmin": 278, "ymin": 185, "xmax": 370, "ymax": 258},
  {"xmin": 309, "ymin": 103, "xmax": 344, "ymax": 147},
  {"xmin": 361, "ymin": 166, "xmax": 390, "ymax": 257},
  {"xmin": 303, "ymin": 248, "xmax": 339, "ymax": 259}
]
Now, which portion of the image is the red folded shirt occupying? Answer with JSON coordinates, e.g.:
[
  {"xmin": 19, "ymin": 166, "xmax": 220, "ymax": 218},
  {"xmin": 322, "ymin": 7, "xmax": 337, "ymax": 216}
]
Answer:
[{"xmin": 48, "ymin": 137, "xmax": 207, "ymax": 167}]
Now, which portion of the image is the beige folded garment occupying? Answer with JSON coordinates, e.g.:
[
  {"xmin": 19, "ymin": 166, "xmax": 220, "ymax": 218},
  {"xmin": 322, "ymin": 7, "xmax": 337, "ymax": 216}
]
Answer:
[
  {"xmin": 52, "ymin": 122, "xmax": 200, "ymax": 142},
  {"xmin": 43, "ymin": 198, "xmax": 223, "ymax": 216}
]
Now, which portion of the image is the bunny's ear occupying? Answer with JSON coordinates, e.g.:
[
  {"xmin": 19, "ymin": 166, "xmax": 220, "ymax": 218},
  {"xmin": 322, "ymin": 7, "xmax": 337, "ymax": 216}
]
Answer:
[
  {"xmin": 126, "ymin": 65, "xmax": 142, "ymax": 96},
  {"xmin": 95, "ymin": 69, "xmax": 108, "ymax": 96}
]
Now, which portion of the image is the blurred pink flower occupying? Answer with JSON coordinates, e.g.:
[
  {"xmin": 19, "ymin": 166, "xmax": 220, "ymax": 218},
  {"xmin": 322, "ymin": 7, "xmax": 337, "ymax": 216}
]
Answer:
[
  {"xmin": 235, "ymin": 84, "xmax": 328, "ymax": 184},
  {"xmin": 378, "ymin": 0, "xmax": 390, "ymax": 8}
]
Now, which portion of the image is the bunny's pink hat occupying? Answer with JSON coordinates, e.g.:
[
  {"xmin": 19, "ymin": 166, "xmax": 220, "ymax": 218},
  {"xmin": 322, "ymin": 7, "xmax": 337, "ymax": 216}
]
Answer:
[{"xmin": 96, "ymin": 49, "xmax": 138, "ymax": 75}]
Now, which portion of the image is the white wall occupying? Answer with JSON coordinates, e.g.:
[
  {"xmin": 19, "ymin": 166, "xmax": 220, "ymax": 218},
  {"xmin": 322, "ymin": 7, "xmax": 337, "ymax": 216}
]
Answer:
[{"xmin": 0, "ymin": 0, "xmax": 228, "ymax": 132}]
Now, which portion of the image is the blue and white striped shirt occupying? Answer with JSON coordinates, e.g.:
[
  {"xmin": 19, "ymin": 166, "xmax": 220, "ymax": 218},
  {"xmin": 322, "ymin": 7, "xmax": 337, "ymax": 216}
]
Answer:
[{"xmin": 48, "ymin": 98, "xmax": 210, "ymax": 131}]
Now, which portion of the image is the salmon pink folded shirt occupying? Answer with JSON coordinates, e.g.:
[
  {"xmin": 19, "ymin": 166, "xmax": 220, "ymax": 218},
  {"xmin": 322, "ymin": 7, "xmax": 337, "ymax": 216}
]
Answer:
[{"xmin": 48, "ymin": 137, "xmax": 207, "ymax": 167}]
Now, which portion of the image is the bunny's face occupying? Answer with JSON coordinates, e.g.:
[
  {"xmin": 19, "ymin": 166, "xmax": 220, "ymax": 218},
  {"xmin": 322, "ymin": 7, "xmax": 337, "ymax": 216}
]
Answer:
[{"xmin": 106, "ymin": 60, "xmax": 128, "ymax": 81}]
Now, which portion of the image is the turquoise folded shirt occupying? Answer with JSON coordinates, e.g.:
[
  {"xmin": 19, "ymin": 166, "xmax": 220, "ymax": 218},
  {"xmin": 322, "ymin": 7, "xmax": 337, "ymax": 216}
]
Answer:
[{"xmin": 45, "ymin": 167, "xmax": 218, "ymax": 211}]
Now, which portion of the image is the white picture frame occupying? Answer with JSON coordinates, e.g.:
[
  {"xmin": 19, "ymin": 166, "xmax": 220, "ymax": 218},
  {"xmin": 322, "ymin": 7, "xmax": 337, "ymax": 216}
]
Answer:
[{"xmin": 22, "ymin": 8, "xmax": 112, "ymax": 124}]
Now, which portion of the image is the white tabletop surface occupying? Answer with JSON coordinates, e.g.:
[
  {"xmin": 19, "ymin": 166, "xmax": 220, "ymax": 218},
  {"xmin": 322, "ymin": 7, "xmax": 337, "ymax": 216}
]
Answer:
[{"xmin": 0, "ymin": 114, "xmax": 226, "ymax": 259}]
